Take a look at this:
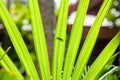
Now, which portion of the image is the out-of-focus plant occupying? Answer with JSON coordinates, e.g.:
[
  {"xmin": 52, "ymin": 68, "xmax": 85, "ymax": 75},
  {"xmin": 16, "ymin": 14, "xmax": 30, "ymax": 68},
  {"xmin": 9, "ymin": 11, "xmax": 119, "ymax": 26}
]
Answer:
[
  {"xmin": 106, "ymin": 0, "xmax": 120, "ymax": 27},
  {"xmin": 0, "ymin": 1, "xmax": 30, "ymax": 28},
  {"xmin": 10, "ymin": 2, "xmax": 30, "ymax": 28}
]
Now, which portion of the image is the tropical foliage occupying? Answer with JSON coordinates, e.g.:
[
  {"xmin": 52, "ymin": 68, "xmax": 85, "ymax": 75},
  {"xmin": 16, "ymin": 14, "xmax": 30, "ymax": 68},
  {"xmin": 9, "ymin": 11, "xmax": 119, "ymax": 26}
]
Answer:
[{"xmin": 0, "ymin": 0, "xmax": 120, "ymax": 80}]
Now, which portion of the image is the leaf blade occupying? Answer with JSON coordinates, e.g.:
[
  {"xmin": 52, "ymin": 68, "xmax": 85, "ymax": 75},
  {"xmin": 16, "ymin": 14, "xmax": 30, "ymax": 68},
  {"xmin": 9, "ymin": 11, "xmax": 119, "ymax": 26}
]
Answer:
[
  {"xmin": 28, "ymin": 0, "xmax": 50, "ymax": 79},
  {"xmin": 63, "ymin": 0, "xmax": 90, "ymax": 80},
  {"xmin": 52, "ymin": 0, "xmax": 69, "ymax": 80},
  {"xmin": 0, "ymin": 1, "xmax": 39, "ymax": 80},
  {"xmin": 72, "ymin": 0, "xmax": 113, "ymax": 80},
  {"xmin": 83, "ymin": 31, "xmax": 120, "ymax": 79}
]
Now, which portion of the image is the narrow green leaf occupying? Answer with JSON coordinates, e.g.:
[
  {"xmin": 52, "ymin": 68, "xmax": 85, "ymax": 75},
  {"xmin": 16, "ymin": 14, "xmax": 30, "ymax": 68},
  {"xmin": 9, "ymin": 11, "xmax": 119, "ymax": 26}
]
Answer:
[
  {"xmin": 99, "ymin": 66, "xmax": 120, "ymax": 80},
  {"xmin": 95, "ymin": 52, "xmax": 120, "ymax": 80},
  {"xmin": 72, "ymin": 0, "xmax": 113, "ymax": 80},
  {"xmin": 83, "ymin": 31, "xmax": 120, "ymax": 80},
  {"xmin": 28, "ymin": 0, "xmax": 50, "ymax": 79},
  {"xmin": 0, "ymin": 47, "xmax": 11, "ymax": 61},
  {"xmin": 63, "ymin": 0, "xmax": 90, "ymax": 80},
  {"xmin": 100, "ymin": 52, "xmax": 120, "ymax": 77},
  {"xmin": 0, "ymin": 47, "xmax": 24, "ymax": 80},
  {"xmin": 106, "ymin": 51, "xmax": 120, "ymax": 69},
  {"xmin": 52, "ymin": 0, "xmax": 69, "ymax": 80},
  {"xmin": 0, "ymin": 1, "xmax": 39, "ymax": 80}
]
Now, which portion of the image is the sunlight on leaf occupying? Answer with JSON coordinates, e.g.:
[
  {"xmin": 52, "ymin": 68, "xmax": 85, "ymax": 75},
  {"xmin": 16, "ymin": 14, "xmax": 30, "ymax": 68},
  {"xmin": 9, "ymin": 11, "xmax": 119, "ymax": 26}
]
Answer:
[
  {"xmin": 72, "ymin": 0, "xmax": 113, "ymax": 80},
  {"xmin": 52, "ymin": 0, "xmax": 69, "ymax": 80},
  {"xmin": 63, "ymin": 0, "xmax": 90, "ymax": 80},
  {"xmin": 0, "ymin": 1, "xmax": 39, "ymax": 80},
  {"xmin": 28, "ymin": 0, "xmax": 50, "ymax": 79}
]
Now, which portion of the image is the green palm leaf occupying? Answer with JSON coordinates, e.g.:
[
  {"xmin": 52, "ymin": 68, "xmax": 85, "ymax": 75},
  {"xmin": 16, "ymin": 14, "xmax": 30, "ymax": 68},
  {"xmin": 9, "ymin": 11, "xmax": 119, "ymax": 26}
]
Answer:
[
  {"xmin": 52, "ymin": 0, "xmax": 69, "ymax": 80},
  {"xmin": 63, "ymin": 0, "xmax": 90, "ymax": 80},
  {"xmin": 72, "ymin": 0, "xmax": 113, "ymax": 80},
  {"xmin": 83, "ymin": 31, "xmax": 120, "ymax": 79},
  {"xmin": 28, "ymin": 0, "xmax": 50, "ymax": 79},
  {"xmin": 0, "ymin": 1, "xmax": 39, "ymax": 80}
]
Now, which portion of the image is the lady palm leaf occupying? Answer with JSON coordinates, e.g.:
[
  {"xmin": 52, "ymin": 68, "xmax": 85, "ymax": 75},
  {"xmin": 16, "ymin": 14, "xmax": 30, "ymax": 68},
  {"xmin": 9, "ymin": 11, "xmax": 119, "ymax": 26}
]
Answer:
[
  {"xmin": 0, "ymin": 0, "xmax": 119, "ymax": 80},
  {"xmin": 63, "ymin": 0, "xmax": 90, "ymax": 80},
  {"xmin": 52, "ymin": 0, "xmax": 68, "ymax": 80},
  {"xmin": 28, "ymin": 0, "xmax": 50, "ymax": 79},
  {"xmin": 72, "ymin": 0, "xmax": 113, "ymax": 80},
  {"xmin": 0, "ymin": 1, "xmax": 39, "ymax": 80},
  {"xmin": 83, "ymin": 31, "xmax": 120, "ymax": 79}
]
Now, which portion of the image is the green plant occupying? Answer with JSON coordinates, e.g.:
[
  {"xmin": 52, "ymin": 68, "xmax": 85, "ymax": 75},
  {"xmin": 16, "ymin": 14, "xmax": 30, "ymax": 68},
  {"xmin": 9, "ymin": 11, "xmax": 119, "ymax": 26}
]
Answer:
[
  {"xmin": 0, "ymin": 0, "xmax": 120, "ymax": 80},
  {"xmin": 106, "ymin": 0, "xmax": 120, "ymax": 27}
]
